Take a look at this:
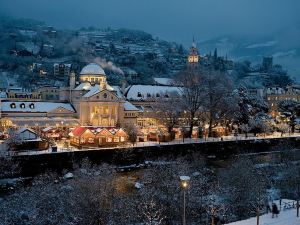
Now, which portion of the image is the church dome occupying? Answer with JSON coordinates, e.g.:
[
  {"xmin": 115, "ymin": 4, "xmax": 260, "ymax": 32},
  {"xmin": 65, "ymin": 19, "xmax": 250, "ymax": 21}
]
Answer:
[{"xmin": 80, "ymin": 63, "xmax": 105, "ymax": 76}]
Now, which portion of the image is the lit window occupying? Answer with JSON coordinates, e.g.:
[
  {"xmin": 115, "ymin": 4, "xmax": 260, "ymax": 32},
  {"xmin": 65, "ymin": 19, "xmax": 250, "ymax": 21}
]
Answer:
[
  {"xmin": 10, "ymin": 103, "xmax": 16, "ymax": 108},
  {"xmin": 29, "ymin": 103, "xmax": 35, "ymax": 109},
  {"xmin": 20, "ymin": 103, "xmax": 25, "ymax": 109}
]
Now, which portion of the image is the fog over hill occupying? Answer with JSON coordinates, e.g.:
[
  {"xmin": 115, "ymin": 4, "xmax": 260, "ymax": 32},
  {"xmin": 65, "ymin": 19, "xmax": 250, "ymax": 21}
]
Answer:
[{"xmin": 198, "ymin": 25, "xmax": 300, "ymax": 80}]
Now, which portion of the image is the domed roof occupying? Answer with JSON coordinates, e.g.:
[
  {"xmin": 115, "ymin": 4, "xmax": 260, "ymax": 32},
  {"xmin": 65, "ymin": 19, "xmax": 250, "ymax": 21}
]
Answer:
[{"xmin": 80, "ymin": 63, "xmax": 105, "ymax": 76}]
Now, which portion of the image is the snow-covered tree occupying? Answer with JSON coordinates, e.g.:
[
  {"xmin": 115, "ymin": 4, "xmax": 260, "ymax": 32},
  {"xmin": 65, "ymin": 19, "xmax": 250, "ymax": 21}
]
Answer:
[
  {"xmin": 220, "ymin": 157, "xmax": 268, "ymax": 222},
  {"xmin": 235, "ymin": 86, "xmax": 269, "ymax": 125},
  {"xmin": 177, "ymin": 67, "xmax": 236, "ymax": 137},
  {"xmin": 124, "ymin": 123, "xmax": 138, "ymax": 145},
  {"xmin": 154, "ymin": 92, "xmax": 183, "ymax": 136},
  {"xmin": 278, "ymin": 100, "xmax": 300, "ymax": 133}
]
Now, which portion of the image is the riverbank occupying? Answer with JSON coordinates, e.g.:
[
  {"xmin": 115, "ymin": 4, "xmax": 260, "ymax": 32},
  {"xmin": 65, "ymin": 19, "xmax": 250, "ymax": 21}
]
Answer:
[{"xmin": 6, "ymin": 136, "xmax": 300, "ymax": 177}]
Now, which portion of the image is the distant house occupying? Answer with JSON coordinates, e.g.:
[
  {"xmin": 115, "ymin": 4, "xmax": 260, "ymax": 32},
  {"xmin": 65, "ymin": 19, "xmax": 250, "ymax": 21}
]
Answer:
[
  {"xmin": 53, "ymin": 63, "xmax": 72, "ymax": 77},
  {"xmin": 15, "ymin": 128, "xmax": 39, "ymax": 141},
  {"xmin": 7, "ymin": 128, "xmax": 49, "ymax": 151},
  {"xmin": 17, "ymin": 49, "xmax": 33, "ymax": 57}
]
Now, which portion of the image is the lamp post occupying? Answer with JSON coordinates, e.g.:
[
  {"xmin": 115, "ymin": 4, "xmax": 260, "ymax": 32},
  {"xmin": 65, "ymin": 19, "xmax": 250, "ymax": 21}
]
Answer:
[{"xmin": 180, "ymin": 175, "xmax": 190, "ymax": 225}]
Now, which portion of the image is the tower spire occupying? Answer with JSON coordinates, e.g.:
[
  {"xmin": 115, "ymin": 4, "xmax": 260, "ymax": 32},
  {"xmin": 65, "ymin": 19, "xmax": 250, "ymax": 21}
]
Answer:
[{"xmin": 192, "ymin": 36, "xmax": 196, "ymax": 48}]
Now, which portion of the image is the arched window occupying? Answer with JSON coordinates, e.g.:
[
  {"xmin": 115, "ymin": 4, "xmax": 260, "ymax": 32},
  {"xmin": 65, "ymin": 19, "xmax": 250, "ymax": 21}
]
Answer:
[
  {"xmin": 137, "ymin": 92, "xmax": 142, "ymax": 97},
  {"xmin": 10, "ymin": 103, "xmax": 16, "ymax": 108},
  {"xmin": 29, "ymin": 103, "xmax": 35, "ymax": 109},
  {"xmin": 103, "ymin": 93, "xmax": 108, "ymax": 98},
  {"xmin": 20, "ymin": 103, "xmax": 26, "ymax": 109}
]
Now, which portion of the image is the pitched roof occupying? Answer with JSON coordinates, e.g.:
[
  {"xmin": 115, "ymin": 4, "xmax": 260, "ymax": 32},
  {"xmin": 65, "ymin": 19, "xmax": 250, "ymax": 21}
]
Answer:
[
  {"xmin": 125, "ymin": 85, "xmax": 181, "ymax": 101},
  {"xmin": 124, "ymin": 101, "xmax": 139, "ymax": 111},
  {"xmin": 1, "ymin": 101, "xmax": 75, "ymax": 113},
  {"xmin": 82, "ymin": 84, "xmax": 115, "ymax": 98}
]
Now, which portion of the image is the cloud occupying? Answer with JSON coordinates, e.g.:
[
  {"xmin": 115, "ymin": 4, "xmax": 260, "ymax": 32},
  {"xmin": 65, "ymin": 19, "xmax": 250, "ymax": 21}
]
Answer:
[{"xmin": 0, "ymin": 0, "xmax": 299, "ymax": 45}]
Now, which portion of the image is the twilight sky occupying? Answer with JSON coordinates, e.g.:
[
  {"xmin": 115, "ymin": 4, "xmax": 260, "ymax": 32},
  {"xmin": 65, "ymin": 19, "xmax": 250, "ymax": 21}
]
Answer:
[{"xmin": 1, "ymin": 0, "xmax": 299, "ymax": 45}]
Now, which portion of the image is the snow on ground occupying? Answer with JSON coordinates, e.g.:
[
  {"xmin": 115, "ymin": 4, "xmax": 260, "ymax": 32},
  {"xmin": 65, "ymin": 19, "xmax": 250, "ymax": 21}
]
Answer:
[{"xmin": 226, "ymin": 199, "xmax": 300, "ymax": 225}]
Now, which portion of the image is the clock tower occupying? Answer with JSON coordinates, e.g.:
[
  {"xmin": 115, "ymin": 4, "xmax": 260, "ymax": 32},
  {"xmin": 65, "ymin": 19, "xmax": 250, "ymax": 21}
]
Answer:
[{"xmin": 188, "ymin": 37, "xmax": 199, "ymax": 68}]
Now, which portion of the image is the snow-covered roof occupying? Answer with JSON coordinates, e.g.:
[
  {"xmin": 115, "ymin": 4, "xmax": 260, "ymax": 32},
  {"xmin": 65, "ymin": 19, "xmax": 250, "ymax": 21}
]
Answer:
[
  {"xmin": 80, "ymin": 63, "xmax": 105, "ymax": 76},
  {"xmin": 124, "ymin": 101, "xmax": 139, "ymax": 111},
  {"xmin": 0, "ymin": 92, "xmax": 7, "ymax": 98},
  {"xmin": 18, "ymin": 42, "xmax": 40, "ymax": 55},
  {"xmin": 53, "ymin": 63, "xmax": 72, "ymax": 67},
  {"xmin": 112, "ymin": 86, "xmax": 124, "ymax": 98},
  {"xmin": 154, "ymin": 78, "xmax": 175, "ymax": 86},
  {"xmin": 82, "ymin": 84, "xmax": 115, "ymax": 98},
  {"xmin": 1, "ymin": 101, "xmax": 75, "ymax": 113},
  {"xmin": 125, "ymin": 85, "xmax": 181, "ymax": 101},
  {"xmin": 16, "ymin": 127, "xmax": 37, "ymax": 135},
  {"xmin": 74, "ymin": 82, "xmax": 92, "ymax": 91},
  {"xmin": 266, "ymin": 87, "xmax": 285, "ymax": 95}
]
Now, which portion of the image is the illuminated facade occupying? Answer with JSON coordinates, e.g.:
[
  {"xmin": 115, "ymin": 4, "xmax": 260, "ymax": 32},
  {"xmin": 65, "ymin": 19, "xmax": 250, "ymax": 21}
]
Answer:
[
  {"xmin": 188, "ymin": 39, "xmax": 200, "ymax": 68},
  {"xmin": 61, "ymin": 63, "xmax": 139, "ymax": 127}
]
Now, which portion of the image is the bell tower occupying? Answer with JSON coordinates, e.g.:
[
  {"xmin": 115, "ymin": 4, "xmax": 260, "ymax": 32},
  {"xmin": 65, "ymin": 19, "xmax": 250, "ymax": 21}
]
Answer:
[{"xmin": 188, "ymin": 37, "xmax": 199, "ymax": 68}]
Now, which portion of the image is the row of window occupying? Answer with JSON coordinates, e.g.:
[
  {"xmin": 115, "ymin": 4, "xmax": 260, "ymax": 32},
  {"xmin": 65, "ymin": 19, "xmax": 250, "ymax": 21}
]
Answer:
[
  {"xmin": 94, "ymin": 106, "xmax": 116, "ymax": 114},
  {"xmin": 137, "ymin": 92, "xmax": 169, "ymax": 98},
  {"xmin": 10, "ymin": 103, "xmax": 35, "ymax": 109},
  {"xmin": 44, "ymin": 89, "xmax": 58, "ymax": 93},
  {"xmin": 125, "ymin": 112, "xmax": 136, "ymax": 117},
  {"xmin": 83, "ymin": 77, "xmax": 104, "ymax": 83},
  {"xmin": 268, "ymin": 97, "xmax": 298, "ymax": 101}
]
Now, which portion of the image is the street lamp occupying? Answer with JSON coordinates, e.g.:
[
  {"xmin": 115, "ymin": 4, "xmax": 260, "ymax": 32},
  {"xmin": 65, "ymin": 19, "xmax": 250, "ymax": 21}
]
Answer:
[{"xmin": 180, "ymin": 175, "xmax": 190, "ymax": 225}]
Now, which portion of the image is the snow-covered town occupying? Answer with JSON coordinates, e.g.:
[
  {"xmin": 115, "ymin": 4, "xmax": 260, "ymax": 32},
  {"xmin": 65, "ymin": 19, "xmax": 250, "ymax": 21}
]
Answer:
[{"xmin": 1, "ymin": 1, "xmax": 300, "ymax": 225}]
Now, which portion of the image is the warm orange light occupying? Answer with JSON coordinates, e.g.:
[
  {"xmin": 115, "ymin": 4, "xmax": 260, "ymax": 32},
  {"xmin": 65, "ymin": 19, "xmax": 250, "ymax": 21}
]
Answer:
[{"xmin": 182, "ymin": 181, "xmax": 188, "ymax": 188}]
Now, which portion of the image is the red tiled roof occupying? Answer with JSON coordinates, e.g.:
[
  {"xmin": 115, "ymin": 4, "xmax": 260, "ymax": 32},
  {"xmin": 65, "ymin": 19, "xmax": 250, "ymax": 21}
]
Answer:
[
  {"xmin": 71, "ymin": 126, "xmax": 120, "ymax": 137},
  {"xmin": 71, "ymin": 127, "xmax": 88, "ymax": 137}
]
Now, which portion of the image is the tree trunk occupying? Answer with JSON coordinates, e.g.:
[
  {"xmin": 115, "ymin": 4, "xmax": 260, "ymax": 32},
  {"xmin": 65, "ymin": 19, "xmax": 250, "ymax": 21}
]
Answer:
[
  {"xmin": 208, "ymin": 116, "xmax": 213, "ymax": 137},
  {"xmin": 297, "ymin": 200, "xmax": 299, "ymax": 217},
  {"xmin": 256, "ymin": 208, "xmax": 260, "ymax": 225},
  {"xmin": 188, "ymin": 113, "xmax": 195, "ymax": 138}
]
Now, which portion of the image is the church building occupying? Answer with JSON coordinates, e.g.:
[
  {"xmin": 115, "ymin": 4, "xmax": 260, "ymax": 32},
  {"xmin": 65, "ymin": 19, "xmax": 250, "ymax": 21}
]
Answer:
[{"xmin": 60, "ymin": 63, "xmax": 138, "ymax": 127}]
